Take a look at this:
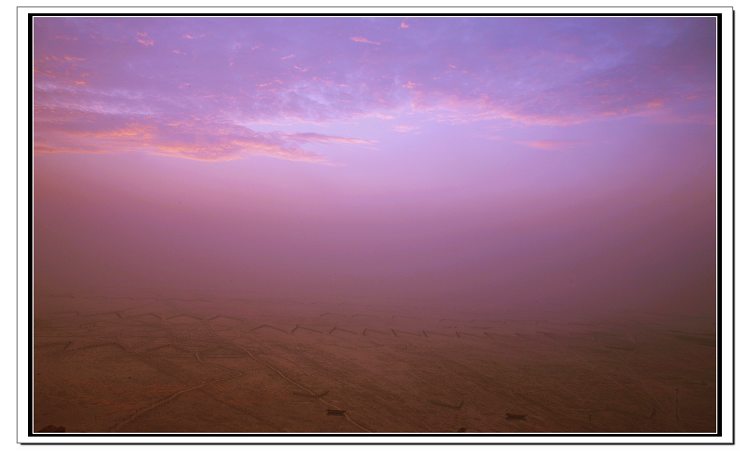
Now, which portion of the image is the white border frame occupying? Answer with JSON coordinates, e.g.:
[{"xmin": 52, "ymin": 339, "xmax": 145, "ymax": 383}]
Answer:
[{"xmin": 16, "ymin": 5, "xmax": 735, "ymax": 444}]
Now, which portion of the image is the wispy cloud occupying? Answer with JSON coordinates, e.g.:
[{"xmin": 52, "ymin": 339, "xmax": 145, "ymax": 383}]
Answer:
[
  {"xmin": 33, "ymin": 107, "xmax": 368, "ymax": 163},
  {"xmin": 33, "ymin": 16, "xmax": 716, "ymax": 165},
  {"xmin": 283, "ymin": 132, "xmax": 374, "ymax": 145},
  {"xmin": 350, "ymin": 36, "xmax": 381, "ymax": 46},
  {"xmin": 393, "ymin": 124, "xmax": 419, "ymax": 134},
  {"xmin": 135, "ymin": 31, "xmax": 154, "ymax": 47},
  {"xmin": 516, "ymin": 140, "xmax": 581, "ymax": 151}
]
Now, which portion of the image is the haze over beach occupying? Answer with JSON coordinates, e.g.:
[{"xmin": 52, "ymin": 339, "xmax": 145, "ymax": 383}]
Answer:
[{"xmin": 33, "ymin": 17, "xmax": 717, "ymax": 433}]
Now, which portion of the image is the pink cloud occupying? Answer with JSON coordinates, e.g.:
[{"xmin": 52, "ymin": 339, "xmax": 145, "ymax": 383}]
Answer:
[
  {"xmin": 646, "ymin": 98, "xmax": 666, "ymax": 110},
  {"xmin": 393, "ymin": 124, "xmax": 419, "ymax": 133},
  {"xmin": 181, "ymin": 33, "xmax": 205, "ymax": 40},
  {"xmin": 33, "ymin": 104, "xmax": 373, "ymax": 163},
  {"xmin": 136, "ymin": 32, "xmax": 154, "ymax": 47},
  {"xmin": 38, "ymin": 55, "xmax": 85, "ymax": 63},
  {"xmin": 350, "ymin": 36, "xmax": 381, "ymax": 46},
  {"xmin": 152, "ymin": 138, "xmax": 324, "ymax": 163},
  {"xmin": 516, "ymin": 140, "xmax": 581, "ymax": 151},
  {"xmin": 284, "ymin": 132, "xmax": 374, "ymax": 145},
  {"xmin": 409, "ymin": 94, "xmax": 589, "ymax": 126}
]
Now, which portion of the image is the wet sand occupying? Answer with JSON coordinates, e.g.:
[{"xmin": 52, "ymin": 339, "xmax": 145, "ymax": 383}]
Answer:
[{"xmin": 33, "ymin": 295, "xmax": 716, "ymax": 433}]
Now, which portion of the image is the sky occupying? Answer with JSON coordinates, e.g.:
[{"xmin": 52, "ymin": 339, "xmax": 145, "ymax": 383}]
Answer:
[{"xmin": 33, "ymin": 17, "xmax": 717, "ymax": 316}]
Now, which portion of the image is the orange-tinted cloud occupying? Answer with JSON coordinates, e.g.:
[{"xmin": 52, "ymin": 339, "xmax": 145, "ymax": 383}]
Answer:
[
  {"xmin": 516, "ymin": 140, "xmax": 581, "ymax": 151},
  {"xmin": 33, "ymin": 106, "xmax": 371, "ymax": 163},
  {"xmin": 350, "ymin": 36, "xmax": 381, "ymax": 46},
  {"xmin": 284, "ymin": 132, "xmax": 374, "ymax": 145}
]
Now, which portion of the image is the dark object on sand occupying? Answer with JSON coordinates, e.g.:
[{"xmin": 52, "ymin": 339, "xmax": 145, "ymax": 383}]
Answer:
[
  {"xmin": 39, "ymin": 425, "xmax": 66, "ymax": 432},
  {"xmin": 457, "ymin": 427, "xmax": 467, "ymax": 432},
  {"xmin": 505, "ymin": 413, "xmax": 527, "ymax": 421},
  {"xmin": 327, "ymin": 409, "xmax": 346, "ymax": 416}
]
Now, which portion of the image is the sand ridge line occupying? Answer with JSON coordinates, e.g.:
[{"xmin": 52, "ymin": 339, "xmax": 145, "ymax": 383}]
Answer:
[
  {"xmin": 189, "ymin": 347, "xmax": 286, "ymax": 431},
  {"xmin": 143, "ymin": 343, "xmax": 194, "ymax": 354},
  {"xmin": 291, "ymin": 325, "xmax": 325, "ymax": 334},
  {"xmin": 109, "ymin": 381, "xmax": 212, "ymax": 431},
  {"xmin": 58, "ymin": 307, "xmax": 142, "ymax": 320},
  {"xmin": 49, "ymin": 308, "xmax": 528, "ymax": 343},
  {"xmin": 328, "ymin": 326, "xmax": 358, "ymax": 335},
  {"xmin": 108, "ymin": 333, "xmax": 281, "ymax": 432},
  {"xmin": 391, "ymin": 328, "xmax": 424, "ymax": 338},
  {"xmin": 198, "ymin": 317, "xmax": 372, "ymax": 432},
  {"xmin": 232, "ymin": 343, "xmax": 371, "ymax": 432},
  {"xmin": 423, "ymin": 330, "xmax": 456, "ymax": 338},
  {"xmin": 125, "ymin": 312, "xmax": 164, "ymax": 321},
  {"xmin": 165, "ymin": 313, "xmax": 205, "ymax": 322},
  {"xmin": 201, "ymin": 314, "xmax": 375, "ymax": 433},
  {"xmin": 247, "ymin": 324, "xmax": 289, "ymax": 334},
  {"xmin": 206, "ymin": 314, "xmax": 245, "ymax": 322},
  {"xmin": 292, "ymin": 390, "xmax": 329, "ymax": 398},
  {"xmin": 455, "ymin": 331, "xmax": 485, "ymax": 339},
  {"xmin": 509, "ymin": 341, "xmax": 662, "ymax": 429}
]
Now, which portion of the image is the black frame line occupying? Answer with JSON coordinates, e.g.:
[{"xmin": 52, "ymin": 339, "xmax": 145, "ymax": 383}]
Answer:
[{"xmin": 21, "ymin": 7, "xmax": 734, "ymax": 445}]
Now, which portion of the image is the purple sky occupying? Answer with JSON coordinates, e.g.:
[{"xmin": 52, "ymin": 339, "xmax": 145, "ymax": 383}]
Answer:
[{"xmin": 33, "ymin": 17, "xmax": 717, "ymax": 316}]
